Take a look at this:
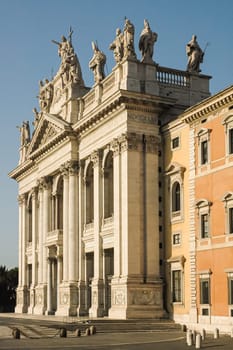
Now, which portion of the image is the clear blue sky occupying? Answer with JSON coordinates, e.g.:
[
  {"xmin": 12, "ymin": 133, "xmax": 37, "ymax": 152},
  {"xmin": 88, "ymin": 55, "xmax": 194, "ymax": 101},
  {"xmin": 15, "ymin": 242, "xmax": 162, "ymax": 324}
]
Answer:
[{"xmin": 1, "ymin": 0, "xmax": 233, "ymax": 268}]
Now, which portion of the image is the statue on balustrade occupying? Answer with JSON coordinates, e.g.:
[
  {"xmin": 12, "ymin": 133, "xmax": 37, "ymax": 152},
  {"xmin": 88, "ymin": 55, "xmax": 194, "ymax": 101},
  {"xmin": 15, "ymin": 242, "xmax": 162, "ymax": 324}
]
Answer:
[
  {"xmin": 186, "ymin": 35, "xmax": 204, "ymax": 73},
  {"xmin": 17, "ymin": 121, "xmax": 30, "ymax": 147},
  {"xmin": 139, "ymin": 19, "xmax": 158, "ymax": 64},
  {"xmin": 109, "ymin": 28, "xmax": 124, "ymax": 63},
  {"xmin": 89, "ymin": 41, "xmax": 106, "ymax": 84},
  {"xmin": 123, "ymin": 17, "xmax": 137, "ymax": 60},
  {"xmin": 52, "ymin": 27, "xmax": 84, "ymax": 87}
]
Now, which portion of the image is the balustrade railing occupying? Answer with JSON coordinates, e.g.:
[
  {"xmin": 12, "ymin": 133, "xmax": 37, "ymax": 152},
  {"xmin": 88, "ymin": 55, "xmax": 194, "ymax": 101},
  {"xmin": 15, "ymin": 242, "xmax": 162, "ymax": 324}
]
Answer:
[{"xmin": 157, "ymin": 66, "xmax": 190, "ymax": 87}]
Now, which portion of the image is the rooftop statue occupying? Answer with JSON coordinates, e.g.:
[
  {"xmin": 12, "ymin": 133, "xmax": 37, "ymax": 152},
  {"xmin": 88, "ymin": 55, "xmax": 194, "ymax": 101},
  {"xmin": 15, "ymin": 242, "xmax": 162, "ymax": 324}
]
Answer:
[
  {"xmin": 123, "ymin": 18, "xmax": 137, "ymax": 60},
  {"xmin": 32, "ymin": 107, "xmax": 41, "ymax": 130},
  {"xmin": 89, "ymin": 42, "xmax": 106, "ymax": 84},
  {"xmin": 38, "ymin": 78, "xmax": 54, "ymax": 112},
  {"xmin": 109, "ymin": 28, "xmax": 124, "ymax": 63},
  {"xmin": 52, "ymin": 27, "xmax": 84, "ymax": 87},
  {"xmin": 17, "ymin": 121, "xmax": 30, "ymax": 147},
  {"xmin": 186, "ymin": 35, "xmax": 204, "ymax": 73},
  {"xmin": 110, "ymin": 18, "xmax": 137, "ymax": 63},
  {"xmin": 139, "ymin": 19, "xmax": 158, "ymax": 64}
]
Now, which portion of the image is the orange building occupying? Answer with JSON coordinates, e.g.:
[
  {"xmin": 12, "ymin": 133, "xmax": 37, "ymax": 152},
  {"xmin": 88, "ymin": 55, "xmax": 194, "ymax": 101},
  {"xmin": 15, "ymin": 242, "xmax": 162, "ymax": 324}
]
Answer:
[{"xmin": 182, "ymin": 85, "xmax": 233, "ymax": 332}]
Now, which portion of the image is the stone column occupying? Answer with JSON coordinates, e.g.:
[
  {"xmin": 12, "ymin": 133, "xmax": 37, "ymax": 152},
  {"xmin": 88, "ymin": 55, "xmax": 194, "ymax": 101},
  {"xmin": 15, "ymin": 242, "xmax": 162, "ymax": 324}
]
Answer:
[
  {"xmin": 47, "ymin": 257, "xmax": 53, "ymax": 314},
  {"xmin": 34, "ymin": 177, "xmax": 51, "ymax": 315},
  {"xmin": 62, "ymin": 167, "xmax": 69, "ymax": 282},
  {"xmin": 111, "ymin": 139, "xmax": 122, "ymax": 277},
  {"xmin": 89, "ymin": 150, "xmax": 104, "ymax": 317},
  {"xmin": 57, "ymin": 255, "xmax": 62, "ymax": 311},
  {"xmin": 109, "ymin": 132, "xmax": 164, "ymax": 319},
  {"xmin": 68, "ymin": 161, "xmax": 79, "ymax": 282},
  {"xmin": 28, "ymin": 188, "xmax": 38, "ymax": 314},
  {"xmin": 31, "ymin": 188, "xmax": 38, "ymax": 286},
  {"xmin": 56, "ymin": 161, "xmax": 79, "ymax": 316},
  {"xmin": 67, "ymin": 161, "xmax": 79, "ymax": 315},
  {"xmin": 15, "ymin": 194, "xmax": 28, "ymax": 313},
  {"xmin": 77, "ymin": 161, "xmax": 86, "ymax": 316},
  {"xmin": 42, "ymin": 177, "xmax": 51, "ymax": 286},
  {"xmin": 38, "ymin": 186, "xmax": 43, "ymax": 285}
]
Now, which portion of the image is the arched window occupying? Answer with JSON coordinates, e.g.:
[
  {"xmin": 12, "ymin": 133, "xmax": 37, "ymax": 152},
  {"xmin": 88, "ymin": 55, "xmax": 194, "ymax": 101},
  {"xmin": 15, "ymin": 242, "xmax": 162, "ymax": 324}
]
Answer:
[
  {"xmin": 172, "ymin": 181, "xmax": 181, "ymax": 212},
  {"xmin": 85, "ymin": 162, "xmax": 94, "ymax": 224},
  {"xmin": 103, "ymin": 151, "xmax": 114, "ymax": 219}
]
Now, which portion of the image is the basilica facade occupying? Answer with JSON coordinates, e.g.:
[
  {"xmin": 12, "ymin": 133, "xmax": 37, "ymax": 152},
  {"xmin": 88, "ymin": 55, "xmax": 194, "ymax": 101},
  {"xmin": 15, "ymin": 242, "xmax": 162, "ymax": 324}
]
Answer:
[{"xmin": 10, "ymin": 19, "xmax": 233, "ymax": 332}]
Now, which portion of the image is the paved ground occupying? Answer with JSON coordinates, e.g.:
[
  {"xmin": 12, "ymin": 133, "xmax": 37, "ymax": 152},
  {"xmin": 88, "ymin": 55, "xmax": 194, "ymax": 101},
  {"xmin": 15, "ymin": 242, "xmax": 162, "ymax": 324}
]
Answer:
[{"xmin": 0, "ymin": 313, "xmax": 233, "ymax": 349}]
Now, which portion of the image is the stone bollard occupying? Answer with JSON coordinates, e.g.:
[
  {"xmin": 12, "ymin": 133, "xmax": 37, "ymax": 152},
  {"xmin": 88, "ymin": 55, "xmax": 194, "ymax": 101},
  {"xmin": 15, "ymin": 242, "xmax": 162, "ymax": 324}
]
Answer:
[
  {"xmin": 195, "ymin": 333, "xmax": 202, "ymax": 349},
  {"xmin": 85, "ymin": 327, "xmax": 90, "ymax": 336},
  {"xmin": 214, "ymin": 328, "xmax": 219, "ymax": 339},
  {"xmin": 186, "ymin": 329, "xmax": 193, "ymax": 346},
  {"xmin": 89, "ymin": 325, "xmax": 96, "ymax": 335},
  {"xmin": 192, "ymin": 330, "xmax": 196, "ymax": 344},
  {"xmin": 75, "ymin": 328, "xmax": 81, "ymax": 337},
  {"xmin": 12, "ymin": 328, "xmax": 20, "ymax": 339},
  {"xmin": 200, "ymin": 329, "xmax": 206, "ymax": 340},
  {"xmin": 181, "ymin": 324, "xmax": 187, "ymax": 332},
  {"xmin": 59, "ymin": 328, "xmax": 67, "ymax": 338}
]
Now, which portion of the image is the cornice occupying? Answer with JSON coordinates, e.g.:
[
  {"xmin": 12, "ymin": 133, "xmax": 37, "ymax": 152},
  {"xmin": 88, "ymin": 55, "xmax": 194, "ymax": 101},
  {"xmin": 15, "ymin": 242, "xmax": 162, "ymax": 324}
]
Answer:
[
  {"xmin": 182, "ymin": 85, "xmax": 233, "ymax": 124},
  {"xmin": 74, "ymin": 90, "xmax": 175, "ymax": 135},
  {"xmin": 8, "ymin": 159, "xmax": 36, "ymax": 181},
  {"xmin": 29, "ymin": 131, "xmax": 75, "ymax": 161}
]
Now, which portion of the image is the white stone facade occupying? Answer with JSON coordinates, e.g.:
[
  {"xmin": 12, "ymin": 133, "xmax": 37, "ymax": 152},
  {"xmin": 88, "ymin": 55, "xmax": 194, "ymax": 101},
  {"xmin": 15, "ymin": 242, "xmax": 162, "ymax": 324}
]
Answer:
[{"xmin": 9, "ymin": 25, "xmax": 211, "ymax": 319}]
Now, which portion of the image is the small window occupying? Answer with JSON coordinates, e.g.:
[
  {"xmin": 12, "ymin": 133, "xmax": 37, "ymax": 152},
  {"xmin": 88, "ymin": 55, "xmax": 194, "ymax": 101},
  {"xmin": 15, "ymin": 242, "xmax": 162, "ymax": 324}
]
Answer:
[
  {"xmin": 201, "ymin": 140, "xmax": 208, "ymax": 164},
  {"xmin": 202, "ymin": 308, "xmax": 209, "ymax": 315},
  {"xmin": 229, "ymin": 129, "xmax": 233, "ymax": 154},
  {"xmin": 173, "ymin": 233, "xmax": 181, "ymax": 245},
  {"xmin": 172, "ymin": 182, "xmax": 181, "ymax": 212},
  {"xmin": 228, "ymin": 277, "xmax": 233, "ymax": 305},
  {"xmin": 201, "ymin": 213, "xmax": 209, "ymax": 238},
  {"xmin": 229, "ymin": 208, "xmax": 233, "ymax": 234},
  {"xmin": 200, "ymin": 279, "xmax": 210, "ymax": 304},
  {"xmin": 172, "ymin": 137, "xmax": 179, "ymax": 149},
  {"xmin": 172, "ymin": 270, "xmax": 182, "ymax": 302}
]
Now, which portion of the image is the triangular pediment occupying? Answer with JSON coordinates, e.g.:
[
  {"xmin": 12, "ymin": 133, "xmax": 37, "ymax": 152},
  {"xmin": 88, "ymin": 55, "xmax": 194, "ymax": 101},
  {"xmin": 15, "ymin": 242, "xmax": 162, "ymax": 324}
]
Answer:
[{"xmin": 27, "ymin": 113, "xmax": 72, "ymax": 156}]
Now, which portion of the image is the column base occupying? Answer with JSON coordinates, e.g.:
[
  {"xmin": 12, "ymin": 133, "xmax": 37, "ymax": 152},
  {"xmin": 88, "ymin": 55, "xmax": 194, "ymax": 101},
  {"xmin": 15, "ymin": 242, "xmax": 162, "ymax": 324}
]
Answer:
[
  {"xmin": 15, "ymin": 286, "xmax": 28, "ymax": 314},
  {"xmin": 77, "ymin": 281, "xmax": 88, "ymax": 316},
  {"xmin": 33, "ymin": 284, "xmax": 47, "ymax": 315},
  {"xmin": 88, "ymin": 279, "xmax": 105, "ymax": 318},
  {"xmin": 55, "ymin": 282, "xmax": 78, "ymax": 316},
  {"xmin": 109, "ymin": 276, "xmax": 165, "ymax": 319},
  {"xmin": 27, "ymin": 287, "xmax": 36, "ymax": 314}
]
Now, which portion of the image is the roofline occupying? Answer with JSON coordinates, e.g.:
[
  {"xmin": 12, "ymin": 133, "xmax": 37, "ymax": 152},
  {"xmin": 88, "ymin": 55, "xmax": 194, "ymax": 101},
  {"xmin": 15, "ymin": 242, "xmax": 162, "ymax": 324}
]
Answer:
[{"xmin": 181, "ymin": 84, "xmax": 233, "ymax": 124}]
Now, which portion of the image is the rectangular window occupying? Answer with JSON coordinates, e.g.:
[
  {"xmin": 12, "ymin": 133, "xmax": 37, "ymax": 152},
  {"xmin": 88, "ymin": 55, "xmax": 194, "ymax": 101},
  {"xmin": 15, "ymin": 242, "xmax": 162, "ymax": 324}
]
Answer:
[
  {"xmin": 172, "ymin": 137, "xmax": 179, "ymax": 149},
  {"xmin": 229, "ymin": 129, "xmax": 233, "ymax": 154},
  {"xmin": 201, "ymin": 214, "xmax": 209, "ymax": 238},
  {"xmin": 228, "ymin": 278, "xmax": 233, "ymax": 305},
  {"xmin": 172, "ymin": 270, "xmax": 182, "ymax": 302},
  {"xmin": 229, "ymin": 208, "xmax": 233, "ymax": 234},
  {"xmin": 173, "ymin": 233, "xmax": 181, "ymax": 245},
  {"xmin": 200, "ymin": 279, "xmax": 210, "ymax": 304},
  {"xmin": 201, "ymin": 140, "xmax": 208, "ymax": 164}
]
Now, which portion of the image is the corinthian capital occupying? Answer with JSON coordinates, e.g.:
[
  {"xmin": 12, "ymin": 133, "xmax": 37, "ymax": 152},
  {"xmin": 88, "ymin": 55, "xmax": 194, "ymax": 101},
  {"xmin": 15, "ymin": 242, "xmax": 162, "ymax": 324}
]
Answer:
[
  {"xmin": 119, "ymin": 132, "xmax": 139, "ymax": 152},
  {"xmin": 37, "ymin": 176, "xmax": 52, "ymax": 190},
  {"xmin": 91, "ymin": 149, "xmax": 103, "ymax": 167}
]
